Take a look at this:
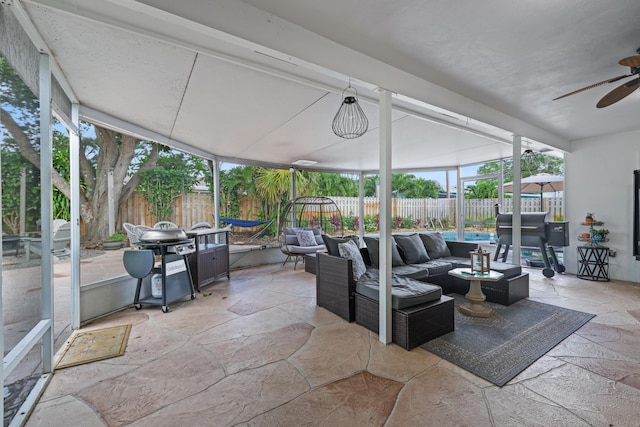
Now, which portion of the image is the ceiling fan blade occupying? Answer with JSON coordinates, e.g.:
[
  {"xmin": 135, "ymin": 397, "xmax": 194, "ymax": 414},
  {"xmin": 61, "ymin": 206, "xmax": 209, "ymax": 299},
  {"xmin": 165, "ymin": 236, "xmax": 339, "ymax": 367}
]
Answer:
[
  {"xmin": 552, "ymin": 74, "xmax": 631, "ymax": 101},
  {"xmin": 596, "ymin": 77, "xmax": 640, "ymax": 108},
  {"xmin": 619, "ymin": 54, "xmax": 640, "ymax": 67}
]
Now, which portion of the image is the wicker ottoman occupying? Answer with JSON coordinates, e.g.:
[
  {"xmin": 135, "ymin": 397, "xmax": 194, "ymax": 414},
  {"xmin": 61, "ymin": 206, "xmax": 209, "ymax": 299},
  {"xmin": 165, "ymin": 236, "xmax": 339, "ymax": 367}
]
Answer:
[
  {"xmin": 355, "ymin": 293, "xmax": 454, "ymax": 350},
  {"xmin": 480, "ymin": 273, "xmax": 529, "ymax": 305}
]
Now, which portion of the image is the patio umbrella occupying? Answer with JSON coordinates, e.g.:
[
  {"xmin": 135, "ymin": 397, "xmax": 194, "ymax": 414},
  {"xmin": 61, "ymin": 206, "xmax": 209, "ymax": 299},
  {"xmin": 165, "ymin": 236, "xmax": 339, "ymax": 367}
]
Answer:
[{"xmin": 503, "ymin": 173, "xmax": 564, "ymax": 205}]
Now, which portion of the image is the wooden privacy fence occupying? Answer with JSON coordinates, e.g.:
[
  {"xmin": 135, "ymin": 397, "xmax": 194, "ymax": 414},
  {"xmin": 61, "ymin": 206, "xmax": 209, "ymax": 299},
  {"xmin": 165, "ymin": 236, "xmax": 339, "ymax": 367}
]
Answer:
[
  {"xmin": 117, "ymin": 192, "xmax": 215, "ymax": 229},
  {"xmin": 118, "ymin": 192, "xmax": 564, "ymax": 231}
]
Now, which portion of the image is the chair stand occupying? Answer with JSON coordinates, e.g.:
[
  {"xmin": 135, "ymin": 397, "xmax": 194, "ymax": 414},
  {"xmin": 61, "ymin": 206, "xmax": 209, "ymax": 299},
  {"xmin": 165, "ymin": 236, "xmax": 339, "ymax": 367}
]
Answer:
[{"xmin": 281, "ymin": 254, "xmax": 304, "ymax": 270}]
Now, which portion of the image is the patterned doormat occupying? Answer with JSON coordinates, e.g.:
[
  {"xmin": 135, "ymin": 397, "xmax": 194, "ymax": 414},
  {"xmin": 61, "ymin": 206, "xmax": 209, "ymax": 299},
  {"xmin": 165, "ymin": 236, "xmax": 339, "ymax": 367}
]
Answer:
[
  {"xmin": 55, "ymin": 324, "xmax": 132, "ymax": 370},
  {"xmin": 421, "ymin": 295, "xmax": 594, "ymax": 386}
]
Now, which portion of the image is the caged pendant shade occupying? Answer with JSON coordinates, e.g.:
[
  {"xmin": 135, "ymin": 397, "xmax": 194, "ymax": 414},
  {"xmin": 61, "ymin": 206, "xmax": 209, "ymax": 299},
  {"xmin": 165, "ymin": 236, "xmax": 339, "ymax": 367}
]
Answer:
[
  {"xmin": 332, "ymin": 86, "xmax": 369, "ymax": 139},
  {"xmin": 521, "ymin": 149, "xmax": 541, "ymax": 175}
]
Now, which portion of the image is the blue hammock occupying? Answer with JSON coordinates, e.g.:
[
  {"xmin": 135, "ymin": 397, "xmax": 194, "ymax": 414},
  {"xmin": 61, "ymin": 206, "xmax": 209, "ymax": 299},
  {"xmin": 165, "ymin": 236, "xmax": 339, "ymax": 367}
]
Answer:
[
  {"xmin": 220, "ymin": 218, "xmax": 272, "ymax": 228},
  {"xmin": 219, "ymin": 217, "xmax": 274, "ymax": 240}
]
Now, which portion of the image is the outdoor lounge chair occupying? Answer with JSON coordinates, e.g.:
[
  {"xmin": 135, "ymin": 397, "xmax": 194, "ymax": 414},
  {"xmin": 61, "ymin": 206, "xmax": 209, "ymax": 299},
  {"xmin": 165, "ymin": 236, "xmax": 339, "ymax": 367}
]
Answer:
[
  {"xmin": 123, "ymin": 222, "xmax": 142, "ymax": 246},
  {"xmin": 189, "ymin": 222, "xmax": 212, "ymax": 230},
  {"xmin": 25, "ymin": 221, "xmax": 71, "ymax": 261},
  {"xmin": 220, "ymin": 217, "xmax": 274, "ymax": 241},
  {"xmin": 153, "ymin": 221, "xmax": 179, "ymax": 229},
  {"xmin": 53, "ymin": 219, "xmax": 68, "ymax": 234},
  {"xmin": 124, "ymin": 223, "xmax": 155, "ymax": 246}
]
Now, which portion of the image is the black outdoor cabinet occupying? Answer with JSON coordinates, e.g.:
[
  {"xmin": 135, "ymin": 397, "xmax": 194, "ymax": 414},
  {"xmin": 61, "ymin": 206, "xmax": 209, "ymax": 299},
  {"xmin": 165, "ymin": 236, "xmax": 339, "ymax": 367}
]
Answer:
[{"xmin": 186, "ymin": 228, "xmax": 230, "ymax": 292}]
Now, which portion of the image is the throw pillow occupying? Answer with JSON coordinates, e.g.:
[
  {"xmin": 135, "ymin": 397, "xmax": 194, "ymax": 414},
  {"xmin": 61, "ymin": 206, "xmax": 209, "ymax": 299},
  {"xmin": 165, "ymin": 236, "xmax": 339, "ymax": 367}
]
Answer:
[
  {"xmin": 322, "ymin": 235, "xmax": 360, "ymax": 257},
  {"xmin": 338, "ymin": 239, "xmax": 367, "ymax": 280},
  {"xmin": 363, "ymin": 236, "xmax": 404, "ymax": 268},
  {"xmin": 295, "ymin": 229, "xmax": 317, "ymax": 247},
  {"xmin": 394, "ymin": 233, "xmax": 430, "ymax": 264},
  {"xmin": 419, "ymin": 232, "xmax": 451, "ymax": 259}
]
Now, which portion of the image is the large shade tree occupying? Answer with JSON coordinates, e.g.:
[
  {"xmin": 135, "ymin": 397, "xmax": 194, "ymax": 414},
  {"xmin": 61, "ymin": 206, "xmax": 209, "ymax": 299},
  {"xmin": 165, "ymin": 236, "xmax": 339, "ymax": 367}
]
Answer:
[
  {"xmin": 138, "ymin": 153, "xmax": 207, "ymax": 221},
  {"xmin": 0, "ymin": 56, "xmax": 159, "ymax": 241},
  {"xmin": 467, "ymin": 154, "xmax": 564, "ymax": 199}
]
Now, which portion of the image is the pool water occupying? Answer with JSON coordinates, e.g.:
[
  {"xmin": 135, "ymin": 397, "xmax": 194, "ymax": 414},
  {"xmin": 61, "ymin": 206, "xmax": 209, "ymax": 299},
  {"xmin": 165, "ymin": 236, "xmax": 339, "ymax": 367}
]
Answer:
[{"xmin": 441, "ymin": 231, "xmax": 496, "ymax": 242}]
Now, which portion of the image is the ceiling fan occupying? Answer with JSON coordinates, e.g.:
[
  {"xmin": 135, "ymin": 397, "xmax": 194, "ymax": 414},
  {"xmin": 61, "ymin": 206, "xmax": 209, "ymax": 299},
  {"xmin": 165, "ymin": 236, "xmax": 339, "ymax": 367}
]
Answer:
[{"xmin": 553, "ymin": 48, "xmax": 640, "ymax": 108}]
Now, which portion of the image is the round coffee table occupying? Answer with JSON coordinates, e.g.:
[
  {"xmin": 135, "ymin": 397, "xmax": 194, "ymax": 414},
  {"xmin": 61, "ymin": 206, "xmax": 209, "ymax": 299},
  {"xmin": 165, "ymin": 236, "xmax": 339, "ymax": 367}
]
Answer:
[{"xmin": 448, "ymin": 268, "xmax": 504, "ymax": 318}]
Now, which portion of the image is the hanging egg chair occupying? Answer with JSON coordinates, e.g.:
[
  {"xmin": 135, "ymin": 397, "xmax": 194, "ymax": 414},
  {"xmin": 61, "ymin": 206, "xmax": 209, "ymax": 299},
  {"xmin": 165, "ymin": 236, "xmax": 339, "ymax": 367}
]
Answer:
[
  {"xmin": 279, "ymin": 196, "xmax": 344, "ymax": 237},
  {"xmin": 278, "ymin": 196, "xmax": 344, "ymax": 269}
]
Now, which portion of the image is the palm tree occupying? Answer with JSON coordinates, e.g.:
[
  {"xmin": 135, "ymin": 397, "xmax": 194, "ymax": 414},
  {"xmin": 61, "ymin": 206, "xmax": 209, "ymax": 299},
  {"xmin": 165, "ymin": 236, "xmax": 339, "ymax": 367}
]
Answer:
[
  {"xmin": 255, "ymin": 168, "xmax": 309, "ymax": 228},
  {"xmin": 313, "ymin": 172, "xmax": 358, "ymax": 197}
]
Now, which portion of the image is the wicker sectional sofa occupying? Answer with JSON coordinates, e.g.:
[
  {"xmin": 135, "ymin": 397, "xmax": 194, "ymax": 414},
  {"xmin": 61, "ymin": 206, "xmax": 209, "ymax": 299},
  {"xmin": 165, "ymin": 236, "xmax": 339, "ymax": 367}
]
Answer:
[{"xmin": 315, "ymin": 232, "xmax": 529, "ymax": 350}]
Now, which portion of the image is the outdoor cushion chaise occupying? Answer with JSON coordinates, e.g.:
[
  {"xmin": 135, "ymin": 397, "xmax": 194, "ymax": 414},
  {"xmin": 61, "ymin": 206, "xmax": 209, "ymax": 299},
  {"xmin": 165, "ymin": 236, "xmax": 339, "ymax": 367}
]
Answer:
[
  {"xmin": 356, "ymin": 269, "xmax": 442, "ymax": 309},
  {"xmin": 354, "ymin": 268, "xmax": 453, "ymax": 350},
  {"xmin": 315, "ymin": 252, "xmax": 454, "ymax": 349}
]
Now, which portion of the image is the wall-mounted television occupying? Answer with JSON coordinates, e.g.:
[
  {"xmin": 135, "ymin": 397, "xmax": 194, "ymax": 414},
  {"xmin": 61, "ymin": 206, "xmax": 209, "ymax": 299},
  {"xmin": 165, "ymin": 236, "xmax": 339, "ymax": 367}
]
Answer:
[{"xmin": 634, "ymin": 170, "xmax": 640, "ymax": 260}]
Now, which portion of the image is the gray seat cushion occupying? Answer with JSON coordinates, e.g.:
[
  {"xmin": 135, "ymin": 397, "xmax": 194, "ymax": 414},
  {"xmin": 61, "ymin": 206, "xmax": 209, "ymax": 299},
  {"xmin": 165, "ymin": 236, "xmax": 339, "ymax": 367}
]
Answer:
[
  {"xmin": 285, "ymin": 244, "xmax": 325, "ymax": 254},
  {"xmin": 284, "ymin": 227, "xmax": 323, "ymax": 246},
  {"xmin": 410, "ymin": 260, "xmax": 455, "ymax": 277},
  {"xmin": 392, "ymin": 264, "xmax": 429, "ymax": 282},
  {"xmin": 356, "ymin": 275, "xmax": 442, "ymax": 309},
  {"xmin": 439, "ymin": 256, "xmax": 472, "ymax": 269}
]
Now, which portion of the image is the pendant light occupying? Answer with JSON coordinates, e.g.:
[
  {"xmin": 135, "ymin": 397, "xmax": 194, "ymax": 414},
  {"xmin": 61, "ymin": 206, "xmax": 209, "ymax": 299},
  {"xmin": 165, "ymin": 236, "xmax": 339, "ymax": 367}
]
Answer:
[
  {"xmin": 521, "ymin": 149, "xmax": 541, "ymax": 176},
  {"xmin": 332, "ymin": 84, "xmax": 369, "ymax": 139}
]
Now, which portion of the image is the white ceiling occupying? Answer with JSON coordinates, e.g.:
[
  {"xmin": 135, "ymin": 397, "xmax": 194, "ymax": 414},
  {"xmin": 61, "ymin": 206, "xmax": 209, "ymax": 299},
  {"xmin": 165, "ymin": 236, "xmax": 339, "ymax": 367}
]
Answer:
[{"xmin": 16, "ymin": 0, "xmax": 640, "ymax": 172}]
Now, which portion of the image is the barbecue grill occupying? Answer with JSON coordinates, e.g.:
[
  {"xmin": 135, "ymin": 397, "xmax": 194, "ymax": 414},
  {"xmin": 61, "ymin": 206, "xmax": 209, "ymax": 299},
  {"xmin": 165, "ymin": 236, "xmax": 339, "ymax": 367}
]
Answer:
[
  {"xmin": 125, "ymin": 229, "xmax": 196, "ymax": 313},
  {"xmin": 493, "ymin": 209, "xmax": 569, "ymax": 277}
]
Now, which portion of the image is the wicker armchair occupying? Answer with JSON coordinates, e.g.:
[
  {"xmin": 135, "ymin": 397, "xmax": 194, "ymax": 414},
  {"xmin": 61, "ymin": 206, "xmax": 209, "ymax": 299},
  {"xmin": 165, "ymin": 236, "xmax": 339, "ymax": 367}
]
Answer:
[{"xmin": 153, "ymin": 221, "xmax": 179, "ymax": 229}]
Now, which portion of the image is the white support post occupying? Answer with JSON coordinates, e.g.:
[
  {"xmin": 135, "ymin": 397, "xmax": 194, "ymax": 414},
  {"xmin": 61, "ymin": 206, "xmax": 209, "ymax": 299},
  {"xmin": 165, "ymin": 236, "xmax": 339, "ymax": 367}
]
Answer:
[
  {"xmin": 107, "ymin": 170, "xmax": 115, "ymax": 236},
  {"xmin": 359, "ymin": 172, "xmax": 365, "ymax": 243},
  {"xmin": 378, "ymin": 88, "xmax": 392, "ymax": 344},
  {"xmin": 498, "ymin": 159, "xmax": 504, "ymax": 202},
  {"xmin": 290, "ymin": 168, "xmax": 297, "ymax": 227},
  {"xmin": 39, "ymin": 53, "xmax": 54, "ymax": 373},
  {"xmin": 512, "ymin": 135, "xmax": 522, "ymax": 265},
  {"xmin": 70, "ymin": 103, "xmax": 81, "ymax": 329},
  {"xmin": 456, "ymin": 166, "xmax": 464, "ymax": 239},
  {"xmin": 20, "ymin": 167, "xmax": 26, "ymax": 235},
  {"xmin": 213, "ymin": 158, "xmax": 221, "ymax": 243},
  {"xmin": 213, "ymin": 158, "xmax": 220, "ymax": 227}
]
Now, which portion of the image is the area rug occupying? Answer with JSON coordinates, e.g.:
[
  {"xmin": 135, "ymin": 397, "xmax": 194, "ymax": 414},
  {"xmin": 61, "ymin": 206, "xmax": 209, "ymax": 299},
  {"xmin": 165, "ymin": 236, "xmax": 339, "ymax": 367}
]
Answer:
[
  {"xmin": 55, "ymin": 324, "xmax": 132, "ymax": 370},
  {"xmin": 421, "ymin": 295, "xmax": 594, "ymax": 386}
]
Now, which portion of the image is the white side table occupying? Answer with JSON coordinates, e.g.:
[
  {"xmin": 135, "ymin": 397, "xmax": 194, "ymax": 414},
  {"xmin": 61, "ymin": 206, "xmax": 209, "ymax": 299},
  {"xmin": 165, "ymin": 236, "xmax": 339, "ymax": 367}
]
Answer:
[{"xmin": 448, "ymin": 268, "xmax": 504, "ymax": 318}]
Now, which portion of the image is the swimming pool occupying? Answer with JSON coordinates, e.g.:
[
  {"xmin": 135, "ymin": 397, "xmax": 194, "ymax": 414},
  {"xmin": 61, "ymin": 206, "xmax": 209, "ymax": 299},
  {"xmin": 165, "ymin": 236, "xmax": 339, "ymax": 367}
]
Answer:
[{"xmin": 441, "ymin": 231, "xmax": 496, "ymax": 242}]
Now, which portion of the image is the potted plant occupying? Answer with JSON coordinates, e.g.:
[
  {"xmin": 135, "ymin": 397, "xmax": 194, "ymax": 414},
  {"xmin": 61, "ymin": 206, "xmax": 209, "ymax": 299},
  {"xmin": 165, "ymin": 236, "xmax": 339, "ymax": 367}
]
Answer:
[
  {"xmin": 591, "ymin": 228, "xmax": 609, "ymax": 241},
  {"xmin": 585, "ymin": 212, "xmax": 595, "ymax": 225},
  {"xmin": 102, "ymin": 232, "xmax": 125, "ymax": 250}
]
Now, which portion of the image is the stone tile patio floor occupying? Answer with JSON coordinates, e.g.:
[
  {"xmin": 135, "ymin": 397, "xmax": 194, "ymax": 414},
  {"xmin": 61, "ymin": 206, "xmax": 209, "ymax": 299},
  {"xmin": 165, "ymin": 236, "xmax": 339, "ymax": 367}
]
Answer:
[{"xmin": 24, "ymin": 250, "xmax": 640, "ymax": 426}]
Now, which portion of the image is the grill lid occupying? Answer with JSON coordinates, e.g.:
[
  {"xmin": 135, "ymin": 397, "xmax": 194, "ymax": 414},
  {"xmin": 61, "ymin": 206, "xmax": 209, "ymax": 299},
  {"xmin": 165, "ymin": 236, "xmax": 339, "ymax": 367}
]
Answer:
[{"xmin": 139, "ymin": 228, "xmax": 188, "ymax": 243}]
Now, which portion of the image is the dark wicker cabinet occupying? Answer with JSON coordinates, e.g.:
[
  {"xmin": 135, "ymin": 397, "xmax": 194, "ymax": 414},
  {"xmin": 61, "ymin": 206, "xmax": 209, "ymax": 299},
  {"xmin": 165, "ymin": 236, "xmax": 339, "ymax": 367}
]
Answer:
[{"xmin": 186, "ymin": 229, "xmax": 230, "ymax": 291}]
